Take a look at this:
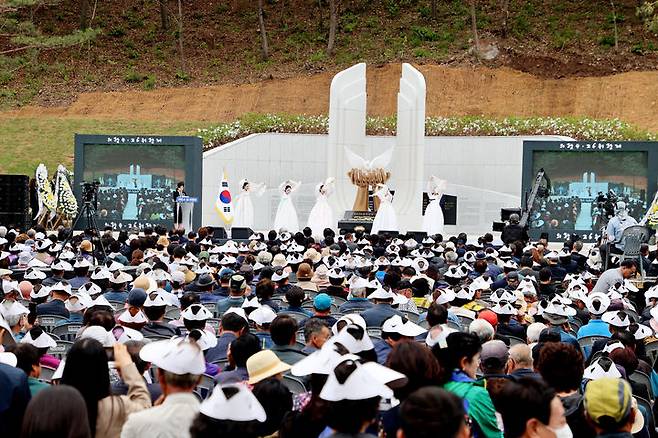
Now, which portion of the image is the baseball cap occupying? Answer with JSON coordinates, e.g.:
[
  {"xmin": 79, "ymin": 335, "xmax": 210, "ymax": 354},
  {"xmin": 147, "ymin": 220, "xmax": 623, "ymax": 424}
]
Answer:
[
  {"xmin": 480, "ymin": 340, "xmax": 509, "ymax": 371},
  {"xmin": 127, "ymin": 288, "xmax": 148, "ymax": 307},
  {"xmin": 313, "ymin": 293, "xmax": 333, "ymax": 311},
  {"xmin": 229, "ymin": 274, "xmax": 247, "ymax": 291},
  {"xmin": 584, "ymin": 377, "xmax": 633, "ymax": 428},
  {"xmin": 478, "ymin": 309, "xmax": 498, "ymax": 327}
]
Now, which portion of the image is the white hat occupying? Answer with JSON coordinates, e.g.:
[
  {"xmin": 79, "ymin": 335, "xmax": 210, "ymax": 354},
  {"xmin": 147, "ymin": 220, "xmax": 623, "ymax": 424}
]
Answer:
[
  {"xmin": 412, "ymin": 258, "xmax": 429, "ymax": 273},
  {"xmin": 542, "ymin": 301, "xmax": 577, "ymax": 318},
  {"xmin": 248, "ymin": 305, "xmax": 277, "ymax": 325},
  {"xmin": 186, "ymin": 329, "xmax": 218, "ymax": 350},
  {"xmin": 51, "ymin": 281, "xmax": 72, "ymax": 295},
  {"xmin": 241, "ymin": 296, "xmax": 261, "ymax": 310},
  {"xmin": 65, "ymin": 293, "xmax": 93, "ymax": 312},
  {"xmin": 110, "ymin": 271, "xmax": 133, "ymax": 284},
  {"xmin": 381, "ymin": 315, "xmax": 426, "ymax": 337},
  {"xmin": 602, "ymin": 310, "xmax": 631, "ymax": 328},
  {"xmin": 489, "ymin": 289, "xmax": 516, "ymax": 303},
  {"xmin": 225, "ymin": 307, "xmax": 249, "ymax": 321},
  {"xmin": 21, "ymin": 329, "xmax": 57, "ymax": 349},
  {"xmin": 454, "ymin": 286, "xmax": 475, "ymax": 300},
  {"xmin": 91, "ymin": 295, "xmax": 113, "ymax": 308},
  {"xmin": 171, "ymin": 271, "xmax": 186, "ymax": 284},
  {"xmin": 434, "ymin": 288, "xmax": 456, "ymax": 305},
  {"xmin": 34, "ymin": 240, "xmax": 52, "ymax": 251},
  {"xmin": 349, "ymin": 277, "xmax": 370, "ymax": 291},
  {"xmin": 491, "ymin": 301, "xmax": 517, "ymax": 316},
  {"xmin": 422, "ymin": 237, "xmax": 435, "ymax": 245},
  {"xmin": 1, "ymin": 300, "xmax": 29, "ymax": 318},
  {"xmin": 629, "ymin": 323, "xmax": 653, "ymax": 340},
  {"xmin": 271, "ymin": 270, "xmax": 289, "ymax": 282},
  {"xmin": 112, "ymin": 325, "xmax": 145, "ymax": 344},
  {"xmin": 603, "ymin": 341, "xmax": 625, "ymax": 355},
  {"xmin": 586, "ymin": 293, "xmax": 611, "ymax": 315},
  {"xmin": 24, "ymin": 269, "xmax": 47, "ymax": 281},
  {"xmin": 118, "ymin": 310, "xmax": 148, "ymax": 324},
  {"xmin": 200, "ymin": 384, "xmax": 266, "ymax": 422},
  {"xmin": 328, "ymin": 268, "xmax": 345, "ymax": 279},
  {"xmin": 79, "ymin": 282, "xmax": 102, "ymax": 296},
  {"xmin": 104, "ymin": 260, "xmax": 125, "ymax": 272},
  {"xmin": 140, "ymin": 337, "xmax": 206, "ymax": 375},
  {"xmin": 367, "ymin": 286, "xmax": 396, "ymax": 301},
  {"xmin": 331, "ymin": 314, "xmax": 367, "ymax": 336},
  {"xmin": 292, "ymin": 340, "xmax": 346, "ymax": 376},
  {"xmin": 584, "ymin": 357, "xmax": 622, "ymax": 380},
  {"xmin": 503, "ymin": 260, "xmax": 518, "ymax": 270},
  {"xmin": 90, "ymin": 268, "xmax": 111, "ymax": 280},
  {"xmin": 80, "ymin": 326, "xmax": 115, "ymax": 347},
  {"xmin": 181, "ymin": 304, "xmax": 213, "ymax": 321},
  {"xmin": 319, "ymin": 357, "xmax": 397, "ymax": 402},
  {"xmin": 332, "ymin": 324, "xmax": 374, "ymax": 354},
  {"xmin": 2, "ymin": 281, "xmax": 20, "ymax": 295},
  {"xmin": 468, "ymin": 277, "xmax": 489, "ymax": 293},
  {"xmin": 143, "ymin": 291, "xmax": 168, "ymax": 307},
  {"xmin": 51, "ymin": 260, "xmax": 73, "ymax": 272},
  {"xmin": 645, "ymin": 286, "xmax": 658, "ymax": 306},
  {"xmin": 73, "ymin": 258, "xmax": 92, "ymax": 269},
  {"xmin": 0, "ymin": 352, "xmax": 17, "ymax": 367},
  {"xmin": 27, "ymin": 258, "xmax": 48, "ymax": 268},
  {"xmin": 146, "ymin": 269, "xmax": 172, "ymax": 282}
]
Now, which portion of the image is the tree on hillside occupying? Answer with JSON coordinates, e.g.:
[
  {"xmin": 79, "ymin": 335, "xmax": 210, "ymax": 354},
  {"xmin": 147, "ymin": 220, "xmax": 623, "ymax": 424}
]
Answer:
[
  {"xmin": 327, "ymin": 0, "xmax": 340, "ymax": 55},
  {"xmin": 469, "ymin": 0, "xmax": 480, "ymax": 55},
  {"xmin": 258, "ymin": 0, "xmax": 270, "ymax": 60},
  {"xmin": 159, "ymin": 0, "xmax": 171, "ymax": 31},
  {"xmin": 0, "ymin": 0, "xmax": 98, "ymax": 56}
]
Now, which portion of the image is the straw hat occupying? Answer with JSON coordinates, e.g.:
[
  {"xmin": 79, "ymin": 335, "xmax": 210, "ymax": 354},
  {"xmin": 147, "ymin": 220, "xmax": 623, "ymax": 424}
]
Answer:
[{"xmin": 246, "ymin": 350, "xmax": 291, "ymax": 384}]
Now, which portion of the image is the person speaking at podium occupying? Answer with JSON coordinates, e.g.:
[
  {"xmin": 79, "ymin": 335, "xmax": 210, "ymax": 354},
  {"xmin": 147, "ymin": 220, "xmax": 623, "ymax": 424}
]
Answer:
[{"xmin": 173, "ymin": 181, "xmax": 187, "ymax": 229}]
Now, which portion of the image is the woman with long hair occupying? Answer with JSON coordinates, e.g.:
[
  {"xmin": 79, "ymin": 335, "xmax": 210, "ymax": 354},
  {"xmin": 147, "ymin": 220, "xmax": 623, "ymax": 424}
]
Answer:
[
  {"xmin": 61, "ymin": 338, "xmax": 150, "ymax": 438},
  {"xmin": 20, "ymin": 385, "xmax": 92, "ymax": 438}
]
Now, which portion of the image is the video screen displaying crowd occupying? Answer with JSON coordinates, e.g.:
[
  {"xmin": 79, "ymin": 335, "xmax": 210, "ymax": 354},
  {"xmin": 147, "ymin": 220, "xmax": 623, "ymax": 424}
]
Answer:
[{"xmin": 1, "ymin": 222, "xmax": 658, "ymax": 438}]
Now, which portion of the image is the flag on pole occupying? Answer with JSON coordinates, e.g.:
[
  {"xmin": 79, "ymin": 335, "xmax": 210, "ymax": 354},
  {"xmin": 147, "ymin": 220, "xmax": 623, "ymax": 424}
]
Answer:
[{"xmin": 215, "ymin": 169, "xmax": 234, "ymax": 225}]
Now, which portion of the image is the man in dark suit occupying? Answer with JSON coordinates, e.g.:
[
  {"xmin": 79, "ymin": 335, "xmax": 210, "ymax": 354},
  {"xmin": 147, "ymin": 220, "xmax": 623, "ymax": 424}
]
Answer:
[
  {"xmin": 172, "ymin": 181, "xmax": 186, "ymax": 227},
  {"xmin": 36, "ymin": 281, "xmax": 71, "ymax": 318}
]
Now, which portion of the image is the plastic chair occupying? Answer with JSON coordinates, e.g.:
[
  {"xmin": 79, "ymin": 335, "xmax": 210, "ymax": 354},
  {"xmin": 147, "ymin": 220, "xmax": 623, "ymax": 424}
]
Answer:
[
  {"xmin": 644, "ymin": 341, "xmax": 658, "ymax": 368},
  {"xmin": 615, "ymin": 225, "xmax": 650, "ymax": 277},
  {"xmin": 630, "ymin": 370, "xmax": 654, "ymax": 400},
  {"xmin": 195, "ymin": 374, "xmax": 215, "ymax": 399},
  {"xmin": 51, "ymin": 323, "xmax": 83, "ymax": 342},
  {"xmin": 48, "ymin": 340, "xmax": 73, "ymax": 359},
  {"xmin": 36, "ymin": 315, "xmax": 68, "ymax": 332},
  {"xmin": 165, "ymin": 307, "xmax": 181, "ymax": 320},
  {"xmin": 508, "ymin": 336, "xmax": 526, "ymax": 346},
  {"xmin": 107, "ymin": 301, "xmax": 125, "ymax": 311},
  {"xmin": 456, "ymin": 315, "xmax": 474, "ymax": 328},
  {"xmin": 401, "ymin": 310, "xmax": 420, "ymax": 323},
  {"xmin": 39, "ymin": 365, "xmax": 56, "ymax": 382},
  {"xmin": 296, "ymin": 329, "xmax": 306, "ymax": 343},
  {"xmin": 282, "ymin": 375, "xmax": 307, "ymax": 395}
]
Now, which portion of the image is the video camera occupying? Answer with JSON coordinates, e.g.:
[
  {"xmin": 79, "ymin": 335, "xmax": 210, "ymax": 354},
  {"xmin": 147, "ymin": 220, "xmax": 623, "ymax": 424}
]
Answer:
[{"xmin": 80, "ymin": 180, "xmax": 100, "ymax": 206}]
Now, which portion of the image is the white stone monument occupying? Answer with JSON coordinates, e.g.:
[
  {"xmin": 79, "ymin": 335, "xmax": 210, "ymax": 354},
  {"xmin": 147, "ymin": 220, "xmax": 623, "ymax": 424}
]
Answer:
[{"xmin": 327, "ymin": 62, "xmax": 427, "ymax": 232}]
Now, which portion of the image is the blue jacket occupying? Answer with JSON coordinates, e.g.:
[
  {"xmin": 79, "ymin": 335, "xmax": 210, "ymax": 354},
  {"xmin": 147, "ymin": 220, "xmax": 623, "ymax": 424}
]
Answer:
[
  {"xmin": 36, "ymin": 299, "xmax": 69, "ymax": 318},
  {"xmin": 338, "ymin": 298, "xmax": 373, "ymax": 314},
  {"xmin": 374, "ymin": 340, "xmax": 392, "ymax": 364},
  {"xmin": 577, "ymin": 319, "xmax": 611, "ymax": 339},
  {"xmin": 69, "ymin": 276, "xmax": 89, "ymax": 289},
  {"xmin": 103, "ymin": 290, "xmax": 128, "ymax": 303},
  {"xmin": 360, "ymin": 304, "xmax": 403, "ymax": 327},
  {"xmin": 205, "ymin": 332, "xmax": 237, "ymax": 363},
  {"xmin": 216, "ymin": 296, "xmax": 245, "ymax": 315},
  {"xmin": 0, "ymin": 363, "xmax": 31, "ymax": 437}
]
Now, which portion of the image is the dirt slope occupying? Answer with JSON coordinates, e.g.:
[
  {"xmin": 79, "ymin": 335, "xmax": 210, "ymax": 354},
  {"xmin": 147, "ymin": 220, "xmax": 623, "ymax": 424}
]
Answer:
[{"xmin": 4, "ymin": 64, "xmax": 658, "ymax": 131}]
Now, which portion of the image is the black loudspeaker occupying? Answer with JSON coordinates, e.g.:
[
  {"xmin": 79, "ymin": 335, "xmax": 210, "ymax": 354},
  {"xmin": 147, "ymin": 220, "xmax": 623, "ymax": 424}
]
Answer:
[
  {"xmin": 0, "ymin": 175, "xmax": 29, "ymax": 214},
  {"xmin": 0, "ymin": 212, "xmax": 30, "ymax": 230},
  {"xmin": 232, "ymin": 227, "xmax": 254, "ymax": 240},
  {"xmin": 210, "ymin": 227, "xmax": 228, "ymax": 243},
  {"xmin": 407, "ymin": 231, "xmax": 428, "ymax": 242}
]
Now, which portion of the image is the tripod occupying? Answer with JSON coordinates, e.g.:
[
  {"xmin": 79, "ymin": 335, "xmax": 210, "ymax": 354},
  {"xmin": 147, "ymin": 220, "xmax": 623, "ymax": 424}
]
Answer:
[{"xmin": 59, "ymin": 199, "xmax": 107, "ymax": 265}]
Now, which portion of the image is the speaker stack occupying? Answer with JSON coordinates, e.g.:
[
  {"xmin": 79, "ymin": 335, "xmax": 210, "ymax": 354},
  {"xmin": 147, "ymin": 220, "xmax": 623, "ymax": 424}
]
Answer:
[{"xmin": 0, "ymin": 175, "xmax": 30, "ymax": 230}]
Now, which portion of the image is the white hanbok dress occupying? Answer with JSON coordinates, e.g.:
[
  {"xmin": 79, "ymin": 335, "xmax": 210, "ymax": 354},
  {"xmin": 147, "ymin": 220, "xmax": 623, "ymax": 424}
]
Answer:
[
  {"xmin": 233, "ymin": 181, "xmax": 266, "ymax": 229},
  {"xmin": 422, "ymin": 176, "xmax": 447, "ymax": 235},
  {"xmin": 371, "ymin": 185, "xmax": 398, "ymax": 234},
  {"xmin": 307, "ymin": 178, "xmax": 335, "ymax": 240},
  {"xmin": 273, "ymin": 180, "xmax": 301, "ymax": 232}
]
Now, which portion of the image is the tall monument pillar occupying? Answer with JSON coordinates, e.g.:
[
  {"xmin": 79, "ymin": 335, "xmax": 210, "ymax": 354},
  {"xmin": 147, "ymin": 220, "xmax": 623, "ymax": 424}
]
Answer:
[{"xmin": 391, "ymin": 63, "xmax": 426, "ymax": 231}]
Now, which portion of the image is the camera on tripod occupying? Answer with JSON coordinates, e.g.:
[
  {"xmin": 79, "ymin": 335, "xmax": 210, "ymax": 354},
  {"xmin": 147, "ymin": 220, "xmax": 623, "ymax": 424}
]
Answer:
[{"xmin": 80, "ymin": 180, "xmax": 100, "ymax": 206}]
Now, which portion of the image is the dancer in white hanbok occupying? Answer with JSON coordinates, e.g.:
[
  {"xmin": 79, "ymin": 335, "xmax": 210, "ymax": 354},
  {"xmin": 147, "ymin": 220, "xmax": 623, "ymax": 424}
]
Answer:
[
  {"xmin": 307, "ymin": 177, "xmax": 336, "ymax": 240},
  {"xmin": 371, "ymin": 183, "xmax": 398, "ymax": 235},
  {"xmin": 233, "ymin": 179, "xmax": 266, "ymax": 229},
  {"xmin": 273, "ymin": 180, "xmax": 301, "ymax": 232},
  {"xmin": 422, "ymin": 175, "xmax": 447, "ymax": 235}
]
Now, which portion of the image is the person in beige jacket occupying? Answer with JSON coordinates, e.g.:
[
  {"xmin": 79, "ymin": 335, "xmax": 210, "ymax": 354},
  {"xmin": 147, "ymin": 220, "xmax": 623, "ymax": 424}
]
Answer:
[{"xmin": 61, "ymin": 334, "xmax": 151, "ymax": 438}]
